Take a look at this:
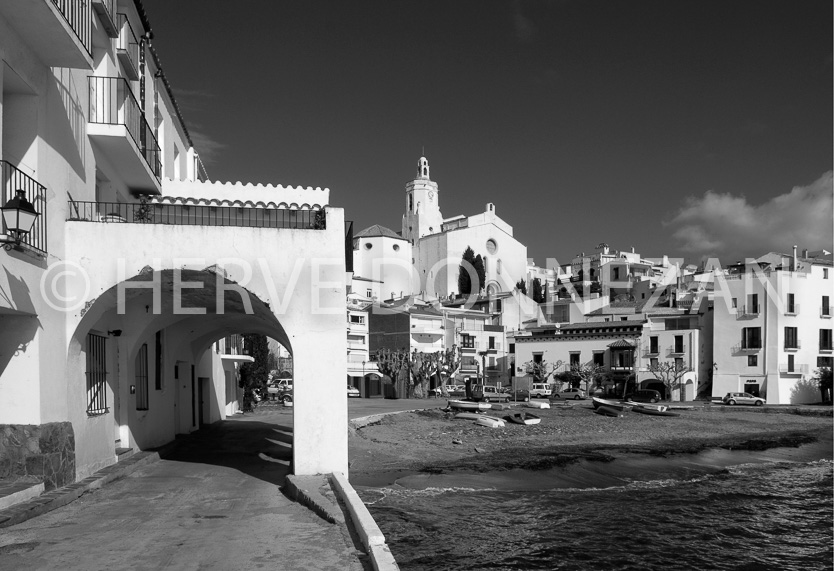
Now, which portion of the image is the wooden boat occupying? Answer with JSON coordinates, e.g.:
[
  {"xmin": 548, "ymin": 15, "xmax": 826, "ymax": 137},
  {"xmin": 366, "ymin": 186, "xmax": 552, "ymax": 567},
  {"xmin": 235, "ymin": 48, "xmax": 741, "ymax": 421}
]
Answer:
[
  {"xmin": 632, "ymin": 405, "xmax": 680, "ymax": 417},
  {"xmin": 506, "ymin": 411, "xmax": 541, "ymax": 425},
  {"xmin": 448, "ymin": 399, "xmax": 491, "ymax": 411},
  {"xmin": 474, "ymin": 415, "xmax": 506, "ymax": 428},
  {"xmin": 592, "ymin": 397, "xmax": 633, "ymax": 411},
  {"xmin": 624, "ymin": 401, "xmax": 669, "ymax": 412},
  {"xmin": 526, "ymin": 401, "xmax": 550, "ymax": 410},
  {"xmin": 594, "ymin": 404, "xmax": 627, "ymax": 417},
  {"xmin": 454, "ymin": 412, "xmax": 484, "ymax": 421}
]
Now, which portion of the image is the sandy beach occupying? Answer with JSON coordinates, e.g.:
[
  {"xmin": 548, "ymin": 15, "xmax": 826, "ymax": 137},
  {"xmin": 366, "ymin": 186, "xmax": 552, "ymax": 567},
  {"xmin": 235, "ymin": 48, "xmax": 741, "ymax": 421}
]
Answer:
[{"xmin": 347, "ymin": 402, "xmax": 833, "ymax": 482}]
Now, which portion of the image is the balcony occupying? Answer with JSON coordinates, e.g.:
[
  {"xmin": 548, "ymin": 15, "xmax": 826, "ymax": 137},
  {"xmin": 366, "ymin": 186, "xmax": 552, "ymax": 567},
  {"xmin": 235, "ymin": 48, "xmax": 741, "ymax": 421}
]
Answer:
[
  {"xmin": 67, "ymin": 200, "xmax": 327, "ymax": 229},
  {"xmin": 732, "ymin": 342, "xmax": 761, "ymax": 354},
  {"xmin": 116, "ymin": 13, "xmax": 140, "ymax": 80},
  {"xmin": 736, "ymin": 304, "xmax": 760, "ymax": 319},
  {"xmin": 784, "ymin": 302, "xmax": 799, "ymax": 316},
  {"xmin": 88, "ymin": 77, "xmax": 161, "ymax": 193},
  {"xmin": 0, "ymin": 0, "xmax": 92, "ymax": 68},
  {"xmin": 92, "ymin": 0, "xmax": 118, "ymax": 37},
  {"xmin": 1, "ymin": 161, "xmax": 48, "ymax": 255},
  {"xmin": 667, "ymin": 345, "xmax": 685, "ymax": 356},
  {"xmin": 779, "ymin": 364, "xmax": 809, "ymax": 374},
  {"xmin": 783, "ymin": 341, "xmax": 801, "ymax": 352}
]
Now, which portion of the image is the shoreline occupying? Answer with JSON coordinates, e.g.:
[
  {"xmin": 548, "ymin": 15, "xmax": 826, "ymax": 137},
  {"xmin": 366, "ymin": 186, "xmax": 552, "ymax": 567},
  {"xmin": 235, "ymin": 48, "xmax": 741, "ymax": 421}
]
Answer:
[{"xmin": 348, "ymin": 404, "xmax": 833, "ymax": 486}]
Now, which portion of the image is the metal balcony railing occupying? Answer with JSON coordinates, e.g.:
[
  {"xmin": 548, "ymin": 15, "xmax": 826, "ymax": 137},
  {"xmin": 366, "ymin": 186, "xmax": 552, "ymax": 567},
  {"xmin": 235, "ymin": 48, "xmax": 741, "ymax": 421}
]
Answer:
[
  {"xmin": 668, "ymin": 344, "xmax": 685, "ymax": 355},
  {"xmin": 53, "ymin": 0, "xmax": 92, "ymax": 55},
  {"xmin": 67, "ymin": 200, "xmax": 327, "ymax": 230},
  {"xmin": 784, "ymin": 340, "xmax": 801, "ymax": 351},
  {"xmin": 733, "ymin": 341, "xmax": 762, "ymax": 353},
  {"xmin": 784, "ymin": 302, "xmax": 799, "ymax": 315},
  {"xmin": 822, "ymin": 305, "xmax": 832, "ymax": 318},
  {"xmin": 91, "ymin": 0, "xmax": 118, "ymax": 37},
  {"xmin": 89, "ymin": 76, "xmax": 161, "ymax": 179},
  {"xmin": 778, "ymin": 364, "xmax": 809, "ymax": 374},
  {"xmin": 116, "ymin": 13, "xmax": 139, "ymax": 79},
  {"xmin": 736, "ymin": 304, "xmax": 760, "ymax": 318},
  {"xmin": 1, "ymin": 161, "xmax": 48, "ymax": 255}
]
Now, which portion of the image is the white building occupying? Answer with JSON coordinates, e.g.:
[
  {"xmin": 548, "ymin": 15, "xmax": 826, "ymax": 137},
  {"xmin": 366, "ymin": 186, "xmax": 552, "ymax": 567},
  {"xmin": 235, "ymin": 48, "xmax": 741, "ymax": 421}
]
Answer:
[
  {"xmin": 711, "ymin": 249, "xmax": 833, "ymax": 404},
  {"xmin": 401, "ymin": 157, "xmax": 529, "ymax": 299},
  {"xmin": 0, "ymin": 0, "xmax": 349, "ymax": 489},
  {"xmin": 352, "ymin": 224, "xmax": 413, "ymax": 301}
]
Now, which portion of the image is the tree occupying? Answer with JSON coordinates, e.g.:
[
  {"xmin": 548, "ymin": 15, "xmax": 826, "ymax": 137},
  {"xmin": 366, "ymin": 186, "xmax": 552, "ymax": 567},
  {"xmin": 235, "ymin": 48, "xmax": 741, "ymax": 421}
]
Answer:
[
  {"xmin": 524, "ymin": 359, "xmax": 564, "ymax": 384},
  {"xmin": 515, "ymin": 279, "xmax": 527, "ymax": 295},
  {"xmin": 458, "ymin": 247, "xmax": 476, "ymax": 295},
  {"xmin": 531, "ymin": 278, "xmax": 544, "ymax": 304},
  {"xmin": 240, "ymin": 334, "xmax": 269, "ymax": 410},
  {"xmin": 817, "ymin": 367, "xmax": 832, "ymax": 403},
  {"xmin": 570, "ymin": 362, "xmax": 606, "ymax": 394},
  {"xmin": 646, "ymin": 361, "xmax": 693, "ymax": 402},
  {"xmin": 375, "ymin": 347, "xmax": 413, "ymax": 397},
  {"xmin": 472, "ymin": 254, "xmax": 485, "ymax": 293}
]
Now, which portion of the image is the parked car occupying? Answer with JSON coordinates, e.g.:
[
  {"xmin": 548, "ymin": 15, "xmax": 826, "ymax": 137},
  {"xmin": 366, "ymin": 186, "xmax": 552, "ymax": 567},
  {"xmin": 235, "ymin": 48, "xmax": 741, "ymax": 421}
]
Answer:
[
  {"xmin": 471, "ymin": 384, "xmax": 510, "ymax": 403},
  {"xmin": 505, "ymin": 388, "xmax": 530, "ymax": 402},
  {"xmin": 272, "ymin": 379, "xmax": 292, "ymax": 392},
  {"xmin": 723, "ymin": 392, "xmax": 766, "ymax": 406},
  {"xmin": 347, "ymin": 385, "xmax": 360, "ymax": 398},
  {"xmin": 552, "ymin": 387, "xmax": 586, "ymax": 400},
  {"xmin": 279, "ymin": 387, "xmax": 293, "ymax": 404},
  {"xmin": 529, "ymin": 383, "xmax": 553, "ymax": 399},
  {"xmin": 428, "ymin": 384, "xmax": 463, "ymax": 397},
  {"xmin": 626, "ymin": 389, "xmax": 662, "ymax": 403}
]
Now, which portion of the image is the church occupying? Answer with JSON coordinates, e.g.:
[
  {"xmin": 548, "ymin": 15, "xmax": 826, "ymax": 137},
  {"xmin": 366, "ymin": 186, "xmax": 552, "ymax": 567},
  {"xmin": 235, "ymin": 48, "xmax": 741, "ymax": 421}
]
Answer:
[{"xmin": 402, "ymin": 157, "xmax": 529, "ymax": 300}]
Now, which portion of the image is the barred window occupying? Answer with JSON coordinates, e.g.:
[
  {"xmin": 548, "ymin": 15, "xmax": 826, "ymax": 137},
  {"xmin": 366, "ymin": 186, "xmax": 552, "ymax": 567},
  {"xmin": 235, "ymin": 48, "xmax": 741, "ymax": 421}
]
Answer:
[
  {"xmin": 136, "ymin": 343, "xmax": 149, "ymax": 411},
  {"xmin": 86, "ymin": 333, "xmax": 108, "ymax": 415}
]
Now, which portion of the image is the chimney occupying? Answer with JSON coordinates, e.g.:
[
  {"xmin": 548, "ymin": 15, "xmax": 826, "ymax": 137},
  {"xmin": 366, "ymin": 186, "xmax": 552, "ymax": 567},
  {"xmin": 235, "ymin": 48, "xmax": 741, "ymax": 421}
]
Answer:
[
  {"xmin": 793, "ymin": 245, "xmax": 798, "ymax": 271},
  {"xmin": 803, "ymin": 248, "xmax": 809, "ymax": 258}
]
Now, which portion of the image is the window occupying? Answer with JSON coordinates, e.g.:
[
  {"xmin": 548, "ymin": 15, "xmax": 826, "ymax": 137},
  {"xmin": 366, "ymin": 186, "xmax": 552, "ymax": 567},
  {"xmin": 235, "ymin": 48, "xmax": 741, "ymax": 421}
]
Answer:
[
  {"xmin": 731, "ymin": 297, "xmax": 737, "ymax": 309},
  {"xmin": 135, "ymin": 344, "xmax": 149, "ymax": 410},
  {"xmin": 742, "ymin": 327, "xmax": 762, "ymax": 349},
  {"xmin": 350, "ymin": 314, "xmax": 365, "ymax": 324},
  {"xmin": 570, "ymin": 353, "xmax": 580, "ymax": 366},
  {"xmin": 86, "ymin": 333, "xmax": 108, "ymax": 414},
  {"xmin": 366, "ymin": 289, "xmax": 372, "ymax": 298},
  {"xmin": 787, "ymin": 354, "xmax": 795, "ymax": 372},
  {"xmin": 613, "ymin": 267, "xmax": 620, "ymax": 280},
  {"xmin": 675, "ymin": 357, "xmax": 684, "ymax": 369},
  {"xmin": 364, "ymin": 243, "xmax": 372, "ymax": 250},
  {"xmin": 409, "ymin": 193, "xmax": 413, "ymax": 211},
  {"xmin": 748, "ymin": 355, "xmax": 758, "ymax": 367},
  {"xmin": 821, "ymin": 329, "xmax": 833, "ymax": 351},
  {"xmin": 818, "ymin": 356, "xmax": 833, "ymax": 368},
  {"xmin": 650, "ymin": 358, "xmax": 658, "ymax": 368},
  {"xmin": 488, "ymin": 336, "xmax": 495, "ymax": 349},
  {"xmin": 747, "ymin": 294, "xmax": 759, "ymax": 314},
  {"xmin": 786, "ymin": 293, "xmax": 796, "ymax": 314},
  {"xmin": 824, "ymin": 268, "xmax": 829, "ymax": 279},
  {"xmin": 509, "ymin": 343, "xmax": 515, "ymax": 354},
  {"xmin": 393, "ymin": 244, "xmax": 400, "ymax": 251},
  {"xmin": 461, "ymin": 335, "xmax": 475, "ymax": 349},
  {"xmin": 784, "ymin": 327, "xmax": 798, "ymax": 349},
  {"xmin": 674, "ymin": 335, "xmax": 684, "ymax": 353},
  {"xmin": 649, "ymin": 336, "xmax": 658, "ymax": 353},
  {"xmin": 593, "ymin": 352, "xmax": 604, "ymax": 366},
  {"xmin": 823, "ymin": 296, "xmax": 831, "ymax": 317},
  {"xmin": 155, "ymin": 331, "xmax": 163, "ymax": 390}
]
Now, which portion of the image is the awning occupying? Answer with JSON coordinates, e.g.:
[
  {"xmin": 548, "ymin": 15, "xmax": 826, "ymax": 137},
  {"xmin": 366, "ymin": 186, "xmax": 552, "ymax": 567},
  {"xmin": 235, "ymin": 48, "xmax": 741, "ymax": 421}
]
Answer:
[{"xmin": 608, "ymin": 339, "xmax": 636, "ymax": 348}]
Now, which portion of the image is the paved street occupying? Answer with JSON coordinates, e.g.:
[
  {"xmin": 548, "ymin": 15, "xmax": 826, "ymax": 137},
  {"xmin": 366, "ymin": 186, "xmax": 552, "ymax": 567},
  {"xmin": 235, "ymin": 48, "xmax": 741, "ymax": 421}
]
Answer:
[{"xmin": 0, "ymin": 411, "xmax": 368, "ymax": 571}]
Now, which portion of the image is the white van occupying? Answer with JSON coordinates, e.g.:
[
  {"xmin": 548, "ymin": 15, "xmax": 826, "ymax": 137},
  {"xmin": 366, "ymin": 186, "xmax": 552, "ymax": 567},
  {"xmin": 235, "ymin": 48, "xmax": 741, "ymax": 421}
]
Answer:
[{"xmin": 530, "ymin": 383, "xmax": 552, "ymax": 398}]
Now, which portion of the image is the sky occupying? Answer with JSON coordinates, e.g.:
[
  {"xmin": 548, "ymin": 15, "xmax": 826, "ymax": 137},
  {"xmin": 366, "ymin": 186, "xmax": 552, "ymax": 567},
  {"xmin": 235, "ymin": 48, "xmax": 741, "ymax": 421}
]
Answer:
[{"xmin": 142, "ymin": 0, "xmax": 832, "ymax": 267}]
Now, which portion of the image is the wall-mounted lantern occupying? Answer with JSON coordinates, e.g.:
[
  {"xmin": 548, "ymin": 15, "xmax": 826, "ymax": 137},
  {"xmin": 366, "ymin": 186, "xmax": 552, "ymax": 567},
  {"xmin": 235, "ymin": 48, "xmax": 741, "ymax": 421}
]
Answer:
[{"xmin": 1, "ymin": 190, "xmax": 39, "ymax": 250}]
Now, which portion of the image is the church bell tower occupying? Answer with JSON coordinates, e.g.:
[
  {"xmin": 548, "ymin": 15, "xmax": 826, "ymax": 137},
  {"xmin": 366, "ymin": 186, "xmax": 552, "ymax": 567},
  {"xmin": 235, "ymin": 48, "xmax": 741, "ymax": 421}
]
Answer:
[{"xmin": 402, "ymin": 156, "xmax": 442, "ymax": 243}]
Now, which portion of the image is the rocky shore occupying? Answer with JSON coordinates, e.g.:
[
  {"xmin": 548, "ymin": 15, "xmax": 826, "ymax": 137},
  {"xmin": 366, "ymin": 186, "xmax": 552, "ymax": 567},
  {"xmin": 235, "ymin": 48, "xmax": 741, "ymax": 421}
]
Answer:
[{"xmin": 347, "ymin": 402, "xmax": 833, "ymax": 481}]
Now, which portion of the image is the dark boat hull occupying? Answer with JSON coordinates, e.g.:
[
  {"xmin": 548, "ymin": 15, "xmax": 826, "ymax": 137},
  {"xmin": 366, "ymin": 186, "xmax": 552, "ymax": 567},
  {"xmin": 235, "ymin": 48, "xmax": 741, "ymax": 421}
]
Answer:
[
  {"xmin": 633, "ymin": 406, "xmax": 680, "ymax": 417},
  {"xmin": 594, "ymin": 405, "xmax": 627, "ymax": 417}
]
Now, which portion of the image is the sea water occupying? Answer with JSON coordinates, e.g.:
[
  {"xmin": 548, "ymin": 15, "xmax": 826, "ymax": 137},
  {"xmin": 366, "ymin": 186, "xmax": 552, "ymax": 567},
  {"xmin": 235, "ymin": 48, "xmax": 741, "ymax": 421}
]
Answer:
[{"xmin": 354, "ymin": 441, "xmax": 833, "ymax": 571}]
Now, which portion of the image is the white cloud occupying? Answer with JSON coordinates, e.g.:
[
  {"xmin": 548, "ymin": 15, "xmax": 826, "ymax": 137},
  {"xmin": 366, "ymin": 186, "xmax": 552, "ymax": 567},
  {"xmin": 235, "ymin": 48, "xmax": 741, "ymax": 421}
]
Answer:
[
  {"xmin": 665, "ymin": 172, "xmax": 834, "ymax": 262},
  {"xmin": 188, "ymin": 128, "xmax": 226, "ymax": 168}
]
